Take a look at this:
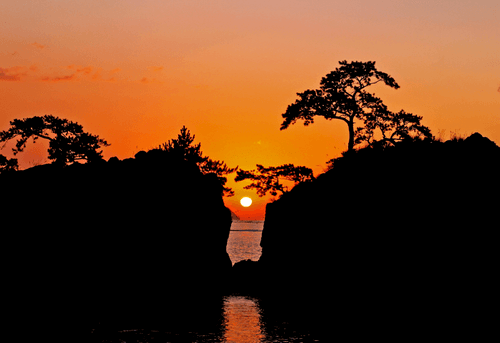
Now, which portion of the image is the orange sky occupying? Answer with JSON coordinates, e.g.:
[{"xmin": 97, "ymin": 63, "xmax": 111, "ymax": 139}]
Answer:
[{"xmin": 1, "ymin": 1, "xmax": 499, "ymax": 219}]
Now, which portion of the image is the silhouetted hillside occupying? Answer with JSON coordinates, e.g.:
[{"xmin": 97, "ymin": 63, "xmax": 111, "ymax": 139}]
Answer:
[
  {"xmin": 1, "ymin": 149, "xmax": 232, "ymax": 331},
  {"xmin": 253, "ymin": 133, "xmax": 499, "ymax": 338}
]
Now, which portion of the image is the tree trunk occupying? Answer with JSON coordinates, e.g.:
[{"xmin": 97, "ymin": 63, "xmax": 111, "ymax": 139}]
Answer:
[{"xmin": 347, "ymin": 119, "xmax": 355, "ymax": 152}]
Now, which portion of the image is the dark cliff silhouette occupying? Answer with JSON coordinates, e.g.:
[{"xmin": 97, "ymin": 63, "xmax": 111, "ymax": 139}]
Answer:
[
  {"xmin": 235, "ymin": 133, "xmax": 499, "ymax": 339},
  {"xmin": 1, "ymin": 149, "xmax": 232, "ymax": 334}
]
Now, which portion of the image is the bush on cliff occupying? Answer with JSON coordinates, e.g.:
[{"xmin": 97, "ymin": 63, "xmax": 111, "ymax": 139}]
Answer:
[{"xmin": 157, "ymin": 125, "xmax": 238, "ymax": 196}]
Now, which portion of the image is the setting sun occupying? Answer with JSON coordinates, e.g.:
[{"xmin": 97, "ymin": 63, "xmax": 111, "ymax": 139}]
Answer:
[{"xmin": 240, "ymin": 197, "xmax": 252, "ymax": 207}]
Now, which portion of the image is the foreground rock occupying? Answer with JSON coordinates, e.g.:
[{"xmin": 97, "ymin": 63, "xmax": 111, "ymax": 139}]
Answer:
[
  {"xmin": 256, "ymin": 133, "xmax": 500, "ymax": 338},
  {"xmin": 230, "ymin": 259, "xmax": 260, "ymax": 294},
  {"xmin": 1, "ymin": 150, "xmax": 232, "ymax": 327}
]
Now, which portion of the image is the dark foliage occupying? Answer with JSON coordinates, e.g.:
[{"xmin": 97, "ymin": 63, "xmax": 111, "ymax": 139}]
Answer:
[
  {"xmin": 234, "ymin": 163, "xmax": 315, "ymax": 197},
  {"xmin": 158, "ymin": 126, "xmax": 238, "ymax": 196},
  {"xmin": 281, "ymin": 60, "xmax": 432, "ymax": 151},
  {"xmin": 0, "ymin": 115, "xmax": 110, "ymax": 166},
  {"xmin": 158, "ymin": 125, "xmax": 206, "ymax": 164},
  {"xmin": 0, "ymin": 153, "xmax": 18, "ymax": 174}
]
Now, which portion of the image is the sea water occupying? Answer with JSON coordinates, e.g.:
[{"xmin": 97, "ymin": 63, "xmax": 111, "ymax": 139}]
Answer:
[
  {"xmin": 224, "ymin": 221, "xmax": 319, "ymax": 342},
  {"xmin": 226, "ymin": 221, "xmax": 264, "ymax": 265},
  {"xmin": 92, "ymin": 221, "xmax": 320, "ymax": 342}
]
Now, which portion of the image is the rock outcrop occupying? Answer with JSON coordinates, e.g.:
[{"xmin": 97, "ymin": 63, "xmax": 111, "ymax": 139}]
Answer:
[
  {"xmin": 230, "ymin": 259, "xmax": 260, "ymax": 294},
  {"xmin": 256, "ymin": 133, "xmax": 500, "ymax": 337},
  {"xmin": 230, "ymin": 209, "xmax": 240, "ymax": 221},
  {"xmin": 1, "ymin": 150, "xmax": 232, "ymax": 325}
]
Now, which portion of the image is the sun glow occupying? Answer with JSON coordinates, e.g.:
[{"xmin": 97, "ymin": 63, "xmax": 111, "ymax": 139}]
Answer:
[{"xmin": 240, "ymin": 197, "xmax": 252, "ymax": 207}]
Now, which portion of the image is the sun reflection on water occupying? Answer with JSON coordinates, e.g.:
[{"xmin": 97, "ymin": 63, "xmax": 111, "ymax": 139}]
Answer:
[{"xmin": 223, "ymin": 295, "xmax": 265, "ymax": 343}]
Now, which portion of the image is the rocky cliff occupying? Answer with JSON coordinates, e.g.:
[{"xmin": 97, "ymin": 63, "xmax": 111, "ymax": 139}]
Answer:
[
  {"xmin": 1, "ymin": 149, "xmax": 232, "ymax": 326},
  {"xmin": 255, "ymin": 133, "xmax": 500, "ymax": 337}
]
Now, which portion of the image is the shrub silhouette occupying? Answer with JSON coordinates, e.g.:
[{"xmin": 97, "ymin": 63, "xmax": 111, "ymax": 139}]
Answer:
[
  {"xmin": 157, "ymin": 126, "xmax": 238, "ymax": 196},
  {"xmin": 0, "ymin": 153, "xmax": 18, "ymax": 174}
]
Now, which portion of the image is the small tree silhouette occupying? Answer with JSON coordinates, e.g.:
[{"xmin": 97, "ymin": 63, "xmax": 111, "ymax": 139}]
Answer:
[
  {"xmin": 159, "ymin": 126, "xmax": 238, "ymax": 196},
  {"xmin": 0, "ymin": 154, "xmax": 18, "ymax": 174},
  {"xmin": 235, "ymin": 164, "xmax": 315, "ymax": 197},
  {"xmin": 159, "ymin": 126, "xmax": 206, "ymax": 164},
  {"xmin": 0, "ymin": 115, "xmax": 110, "ymax": 166},
  {"xmin": 281, "ymin": 61, "xmax": 432, "ymax": 152}
]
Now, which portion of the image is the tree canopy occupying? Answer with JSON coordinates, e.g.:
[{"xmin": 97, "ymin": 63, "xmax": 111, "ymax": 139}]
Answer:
[
  {"xmin": 281, "ymin": 60, "xmax": 432, "ymax": 152},
  {"xmin": 158, "ymin": 126, "xmax": 238, "ymax": 196},
  {"xmin": 235, "ymin": 163, "xmax": 315, "ymax": 197},
  {"xmin": 0, "ymin": 115, "xmax": 110, "ymax": 166},
  {"xmin": 159, "ymin": 126, "xmax": 206, "ymax": 165}
]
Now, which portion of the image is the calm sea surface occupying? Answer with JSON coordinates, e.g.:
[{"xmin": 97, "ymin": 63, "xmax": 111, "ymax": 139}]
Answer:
[
  {"xmin": 92, "ymin": 221, "xmax": 320, "ymax": 342},
  {"xmin": 227, "ymin": 221, "xmax": 264, "ymax": 265}
]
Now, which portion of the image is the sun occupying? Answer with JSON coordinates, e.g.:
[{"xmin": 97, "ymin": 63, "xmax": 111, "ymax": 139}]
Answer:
[{"xmin": 240, "ymin": 197, "xmax": 252, "ymax": 207}]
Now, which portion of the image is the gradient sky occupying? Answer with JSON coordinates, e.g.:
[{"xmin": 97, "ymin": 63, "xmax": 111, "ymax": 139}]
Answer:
[{"xmin": 1, "ymin": 1, "xmax": 499, "ymax": 219}]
